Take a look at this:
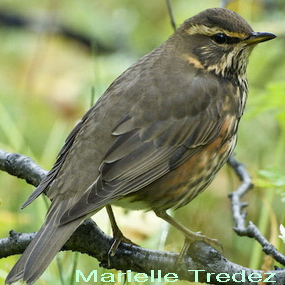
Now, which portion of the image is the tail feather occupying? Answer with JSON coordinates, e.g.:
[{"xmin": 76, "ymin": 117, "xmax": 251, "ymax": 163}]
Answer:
[{"xmin": 6, "ymin": 218, "xmax": 83, "ymax": 285}]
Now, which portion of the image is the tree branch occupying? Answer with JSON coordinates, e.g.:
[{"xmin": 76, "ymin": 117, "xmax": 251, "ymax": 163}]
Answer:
[
  {"xmin": 0, "ymin": 149, "xmax": 47, "ymax": 187},
  {"xmin": 1, "ymin": 149, "xmax": 285, "ymax": 284},
  {"xmin": 228, "ymin": 155, "xmax": 285, "ymax": 266},
  {"xmin": 2, "ymin": 220, "xmax": 285, "ymax": 284}
]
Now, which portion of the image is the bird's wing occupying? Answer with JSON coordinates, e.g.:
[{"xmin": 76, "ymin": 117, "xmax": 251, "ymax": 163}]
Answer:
[
  {"xmin": 21, "ymin": 107, "xmax": 95, "ymax": 209},
  {"xmin": 59, "ymin": 74, "xmax": 237, "ymax": 223}
]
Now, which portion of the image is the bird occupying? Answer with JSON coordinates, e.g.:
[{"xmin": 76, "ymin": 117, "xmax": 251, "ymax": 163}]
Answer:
[{"xmin": 6, "ymin": 7, "xmax": 275, "ymax": 284}]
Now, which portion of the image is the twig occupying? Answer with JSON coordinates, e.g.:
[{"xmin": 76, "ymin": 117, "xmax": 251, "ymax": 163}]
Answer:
[
  {"xmin": 227, "ymin": 154, "xmax": 285, "ymax": 266},
  {"xmin": 220, "ymin": 0, "xmax": 235, "ymax": 8},
  {"xmin": 165, "ymin": 0, "xmax": 177, "ymax": 31}
]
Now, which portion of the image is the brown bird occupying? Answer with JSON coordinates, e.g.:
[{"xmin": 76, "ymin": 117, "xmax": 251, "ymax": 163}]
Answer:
[{"xmin": 6, "ymin": 7, "xmax": 275, "ymax": 284}]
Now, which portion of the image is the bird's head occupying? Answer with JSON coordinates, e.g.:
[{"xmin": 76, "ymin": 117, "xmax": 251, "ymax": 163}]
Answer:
[{"xmin": 175, "ymin": 8, "xmax": 276, "ymax": 79}]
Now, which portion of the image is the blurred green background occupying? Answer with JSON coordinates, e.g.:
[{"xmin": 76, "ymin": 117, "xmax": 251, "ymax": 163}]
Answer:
[{"xmin": 0, "ymin": 0, "xmax": 284, "ymax": 284}]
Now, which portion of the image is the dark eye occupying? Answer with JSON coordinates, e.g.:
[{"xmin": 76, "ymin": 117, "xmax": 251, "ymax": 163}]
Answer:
[{"xmin": 212, "ymin": 33, "xmax": 227, "ymax": 44}]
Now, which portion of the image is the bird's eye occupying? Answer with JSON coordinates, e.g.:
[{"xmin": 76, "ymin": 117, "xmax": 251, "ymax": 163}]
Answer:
[{"xmin": 212, "ymin": 33, "xmax": 227, "ymax": 44}]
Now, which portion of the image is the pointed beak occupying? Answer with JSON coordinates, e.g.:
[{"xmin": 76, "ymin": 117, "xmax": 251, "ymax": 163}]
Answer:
[{"xmin": 243, "ymin": 32, "xmax": 276, "ymax": 45}]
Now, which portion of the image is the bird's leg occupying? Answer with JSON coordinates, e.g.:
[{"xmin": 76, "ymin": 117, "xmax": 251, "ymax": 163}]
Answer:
[
  {"xmin": 154, "ymin": 210, "xmax": 222, "ymax": 262},
  {"xmin": 106, "ymin": 205, "xmax": 138, "ymax": 257}
]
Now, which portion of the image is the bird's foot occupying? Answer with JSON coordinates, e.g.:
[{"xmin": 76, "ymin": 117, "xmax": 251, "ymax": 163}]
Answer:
[
  {"xmin": 177, "ymin": 233, "xmax": 222, "ymax": 263},
  {"xmin": 108, "ymin": 232, "xmax": 139, "ymax": 257}
]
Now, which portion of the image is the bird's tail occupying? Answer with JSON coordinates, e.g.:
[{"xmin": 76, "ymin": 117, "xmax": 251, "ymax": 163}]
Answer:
[{"xmin": 5, "ymin": 218, "xmax": 82, "ymax": 285}]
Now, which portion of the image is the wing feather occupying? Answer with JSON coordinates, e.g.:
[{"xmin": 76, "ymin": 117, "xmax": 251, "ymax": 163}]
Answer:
[{"xmin": 60, "ymin": 92, "xmax": 229, "ymax": 223}]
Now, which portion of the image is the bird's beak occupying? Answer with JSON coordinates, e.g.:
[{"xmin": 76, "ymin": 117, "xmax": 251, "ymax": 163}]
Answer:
[{"xmin": 243, "ymin": 32, "xmax": 276, "ymax": 45}]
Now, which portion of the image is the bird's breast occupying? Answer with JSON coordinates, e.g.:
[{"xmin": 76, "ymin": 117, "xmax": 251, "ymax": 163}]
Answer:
[{"xmin": 116, "ymin": 114, "xmax": 238, "ymax": 212}]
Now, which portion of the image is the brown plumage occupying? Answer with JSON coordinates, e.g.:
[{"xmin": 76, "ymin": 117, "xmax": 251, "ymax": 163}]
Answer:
[{"xmin": 6, "ymin": 8, "xmax": 275, "ymax": 284}]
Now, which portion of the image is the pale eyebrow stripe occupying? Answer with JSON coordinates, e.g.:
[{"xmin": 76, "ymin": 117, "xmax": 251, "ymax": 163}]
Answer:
[{"xmin": 185, "ymin": 24, "xmax": 247, "ymax": 39}]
